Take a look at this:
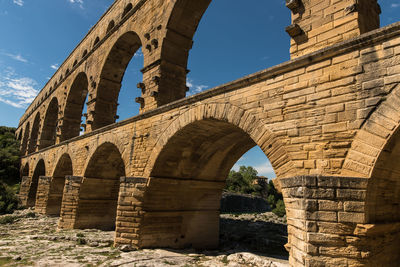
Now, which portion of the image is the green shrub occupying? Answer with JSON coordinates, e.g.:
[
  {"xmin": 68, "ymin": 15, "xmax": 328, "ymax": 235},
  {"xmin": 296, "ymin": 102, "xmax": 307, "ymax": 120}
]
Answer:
[
  {"xmin": 0, "ymin": 215, "xmax": 17, "ymax": 224},
  {"xmin": 266, "ymin": 181, "xmax": 286, "ymax": 217},
  {"xmin": 0, "ymin": 182, "xmax": 18, "ymax": 215},
  {"xmin": 25, "ymin": 212, "xmax": 36, "ymax": 218},
  {"xmin": 77, "ymin": 238, "xmax": 87, "ymax": 245},
  {"xmin": 272, "ymin": 199, "xmax": 286, "ymax": 217}
]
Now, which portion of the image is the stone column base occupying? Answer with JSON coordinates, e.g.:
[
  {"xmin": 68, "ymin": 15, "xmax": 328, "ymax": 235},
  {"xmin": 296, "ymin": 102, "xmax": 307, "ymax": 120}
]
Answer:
[
  {"xmin": 114, "ymin": 177, "xmax": 148, "ymax": 248},
  {"xmin": 18, "ymin": 176, "xmax": 31, "ymax": 207},
  {"xmin": 58, "ymin": 176, "xmax": 83, "ymax": 229},
  {"xmin": 35, "ymin": 176, "xmax": 52, "ymax": 214},
  {"xmin": 280, "ymin": 175, "xmax": 376, "ymax": 267}
]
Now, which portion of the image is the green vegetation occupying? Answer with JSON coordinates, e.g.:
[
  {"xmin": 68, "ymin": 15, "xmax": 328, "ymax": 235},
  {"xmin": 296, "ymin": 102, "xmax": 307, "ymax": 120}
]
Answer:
[
  {"xmin": 77, "ymin": 238, "xmax": 87, "ymax": 245},
  {"xmin": 225, "ymin": 166, "xmax": 286, "ymax": 217},
  {"xmin": 0, "ymin": 257, "xmax": 13, "ymax": 266},
  {"xmin": 0, "ymin": 215, "xmax": 17, "ymax": 225},
  {"xmin": 226, "ymin": 166, "xmax": 263, "ymax": 195},
  {"xmin": 265, "ymin": 180, "xmax": 286, "ymax": 217},
  {"xmin": 221, "ymin": 255, "xmax": 229, "ymax": 265},
  {"xmin": 0, "ymin": 182, "xmax": 19, "ymax": 215},
  {"xmin": 25, "ymin": 212, "xmax": 36, "ymax": 218},
  {"xmin": 0, "ymin": 127, "xmax": 20, "ymax": 185},
  {"xmin": 0, "ymin": 126, "xmax": 20, "ymax": 215},
  {"xmin": 76, "ymin": 233, "xmax": 85, "ymax": 238}
]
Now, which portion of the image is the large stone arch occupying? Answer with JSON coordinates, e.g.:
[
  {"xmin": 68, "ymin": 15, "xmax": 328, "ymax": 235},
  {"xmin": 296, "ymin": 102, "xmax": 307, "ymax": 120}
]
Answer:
[
  {"xmin": 21, "ymin": 122, "xmax": 30, "ymax": 155},
  {"xmin": 145, "ymin": 103, "xmax": 292, "ymax": 179},
  {"xmin": 44, "ymin": 153, "xmax": 73, "ymax": 216},
  {"xmin": 39, "ymin": 97, "xmax": 59, "ymax": 149},
  {"xmin": 340, "ymin": 83, "xmax": 400, "ymax": 265},
  {"xmin": 162, "ymin": 0, "xmax": 210, "ymax": 69},
  {"xmin": 141, "ymin": 0, "xmax": 211, "ymax": 109},
  {"xmin": 75, "ymin": 142, "xmax": 126, "ymax": 230},
  {"xmin": 61, "ymin": 72, "xmax": 89, "ymax": 141},
  {"xmin": 342, "ymin": 83, "xmax": 400, "ymax": 217},
  {"xmin": 91, "ymin": 31, "xmax": 142, "ymax": 130},
  {"xmin": 342, "ymin": 83, "xmax": 400, "ymax": 178},
  {"xmin": 139, "ymin": 103, "xmax": 291, "ymax": 248},
  {"xmin": 28, "ymin": 113, "xmax": 41, "ymax": 154},
  {"xmin": 27, "ymin": 159, "xmax": 46, "ymax": 207}
]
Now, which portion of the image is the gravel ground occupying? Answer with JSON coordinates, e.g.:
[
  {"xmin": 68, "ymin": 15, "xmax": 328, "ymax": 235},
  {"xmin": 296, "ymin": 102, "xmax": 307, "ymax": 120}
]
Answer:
[{"xmin": 0, "ymin": 209, "xmax": 289, "ymax": 267}]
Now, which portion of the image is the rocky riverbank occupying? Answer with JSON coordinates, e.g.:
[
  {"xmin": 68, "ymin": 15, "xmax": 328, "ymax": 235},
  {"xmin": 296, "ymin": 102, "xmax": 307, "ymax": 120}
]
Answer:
[{"xmin": 0, "ymin": 209, "xmax": 288, "ymax": 266}]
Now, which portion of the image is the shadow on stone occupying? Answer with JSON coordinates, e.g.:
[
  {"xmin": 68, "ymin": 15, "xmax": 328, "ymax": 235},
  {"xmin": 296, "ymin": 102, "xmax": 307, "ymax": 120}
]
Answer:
[
  {"xmin": 219, "ymin": 216, "xmax": 289, "ymax": 260},
  {"xmin": 220, "ymin": 192, "xmax": 270, "ymax": 213}
]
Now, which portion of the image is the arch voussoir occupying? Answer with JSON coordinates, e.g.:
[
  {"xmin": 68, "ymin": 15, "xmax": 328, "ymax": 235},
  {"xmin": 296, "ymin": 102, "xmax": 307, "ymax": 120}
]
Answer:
[{"xmin": 343, "ymin": 83, "xmax": 400, "ymax": 178}]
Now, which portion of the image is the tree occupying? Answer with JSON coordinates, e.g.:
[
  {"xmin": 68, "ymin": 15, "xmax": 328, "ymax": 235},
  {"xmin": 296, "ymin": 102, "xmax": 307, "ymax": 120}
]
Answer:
[
  {"xmin": 225, "ymin": 166, "xmax": 262, "ymax": 195},
  {"xmin": 225, "ymin": 166, "xmax": 286, "ymax": 217},
  {"xmin": 0, "ymin": 126, "xmax": 20, "ymax": 214},
  {"xmin": 0, "ymin": 126, "xmax": 20, "ymax": 185}
]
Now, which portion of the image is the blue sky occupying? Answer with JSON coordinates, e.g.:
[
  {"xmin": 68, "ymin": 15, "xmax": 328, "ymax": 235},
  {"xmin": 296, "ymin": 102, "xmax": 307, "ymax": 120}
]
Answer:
[{"xmin": 0, "ymin": 0, "xmax": 399, "ymax": 178}]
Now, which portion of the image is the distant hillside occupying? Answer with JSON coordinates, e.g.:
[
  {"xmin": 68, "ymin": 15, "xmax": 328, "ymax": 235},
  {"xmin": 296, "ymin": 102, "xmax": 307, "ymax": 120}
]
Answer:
[{"xmin": 0, "ymin": 126, "xmax": 20, "ymax": 185}]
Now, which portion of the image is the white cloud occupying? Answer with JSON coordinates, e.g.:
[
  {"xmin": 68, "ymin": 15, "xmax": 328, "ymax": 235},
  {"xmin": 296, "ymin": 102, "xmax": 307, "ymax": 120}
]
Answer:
[
  {"xmin": 68, "ymin": 0, "xmax": 84, "ymax": 9},
  {"xmin": 134, "ymin": 50, "xmax": 143, "ymax": 58},
  {"xmin": 50, "ymin": 64, "xmax": 59, "ymax": 70},
  {"xmin": 253, "ymin": 162, "xmax": 275, "ymax": 178},
  {"xmin": 4, "ymin": 53, "xmax": 28, "ymax": 63},
  {"xmin": 232, "ymin": 161, "xmax": 276, "ymax": 178},
  {"xmin": 186, "ymin": 78, "xmax": 208, "ymax": 96},
  {"xmin": 13, "ymin": 0, "xmax": 24, "ymax": 6},
  {"xmin": 392, "ymin": 3, "xmax": 400, "ymax": 8},
  {"xmin": 0, "ymin": 67, "xmax": 38, "ymax": 109}
]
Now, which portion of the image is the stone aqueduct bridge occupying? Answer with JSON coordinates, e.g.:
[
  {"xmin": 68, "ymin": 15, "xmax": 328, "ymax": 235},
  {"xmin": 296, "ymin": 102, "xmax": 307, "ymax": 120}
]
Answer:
[{"xmin": 15, "ymin": 0, "xmax": 400, "ymax": 266}]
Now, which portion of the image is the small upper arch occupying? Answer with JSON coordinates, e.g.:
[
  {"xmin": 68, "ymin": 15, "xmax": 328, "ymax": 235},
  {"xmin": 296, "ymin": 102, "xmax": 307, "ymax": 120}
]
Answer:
[
  {"xmin": 28, "ymin": 112, "xmax": 41, "ymax": 154},
  {"xmin": 21, "ymin": 122, "xmax": 30, "ymax": 155},
  {"xmin": 61, "ymin": 72, "xmax": 89, "ymax": 141},
  {"xmin": 93, "ymin": 36, "xmax": 100, "ymax": 48},
  {"xmin": 39, "ymin": 97, "xmax": 59, "ymax": 149},
  {"xmin": 91, "ymin": 30, "xmax": 142, "ymax": 130},
  {"xmin": 107, "ymin": 20, "xmax": 115, "ymax": 33},
  {"xmin": 122, "ymin": 3, "xmax": 133, "ymax": 18},
  {"xmin": 82, "ymin": 49, "xmax": 88, "ymax": 59}
]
